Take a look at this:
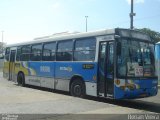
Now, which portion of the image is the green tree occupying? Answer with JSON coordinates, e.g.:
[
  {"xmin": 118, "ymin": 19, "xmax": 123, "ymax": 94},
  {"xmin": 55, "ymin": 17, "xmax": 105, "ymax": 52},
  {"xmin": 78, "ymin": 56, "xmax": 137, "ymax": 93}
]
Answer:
[{"xmin": 137, "ymin": 28, "xmax": 160, "ymax": 43}]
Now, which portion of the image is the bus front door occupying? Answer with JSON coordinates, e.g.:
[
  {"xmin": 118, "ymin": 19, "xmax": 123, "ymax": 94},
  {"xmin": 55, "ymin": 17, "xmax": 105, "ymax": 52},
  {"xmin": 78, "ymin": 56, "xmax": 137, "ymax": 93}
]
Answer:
[
  {"xmin": 98, "ymin": 42, "xmax": 114, "ymax": 98},
  {"xmin": 9, "ymin": 50, "xmax": 16, "ymax": 80}
]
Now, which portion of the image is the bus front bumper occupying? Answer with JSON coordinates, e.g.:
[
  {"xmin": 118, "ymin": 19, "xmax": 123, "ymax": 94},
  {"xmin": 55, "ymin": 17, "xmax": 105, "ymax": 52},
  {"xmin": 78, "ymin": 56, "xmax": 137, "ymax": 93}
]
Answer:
[{"xmin": 114, "ymin": 86, "xmax": 158, "ymax": 99}]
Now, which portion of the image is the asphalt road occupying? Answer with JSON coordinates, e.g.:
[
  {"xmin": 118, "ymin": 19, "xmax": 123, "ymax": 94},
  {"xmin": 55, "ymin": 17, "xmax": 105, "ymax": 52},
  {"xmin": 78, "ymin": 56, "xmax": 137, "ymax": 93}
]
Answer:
[{"xmin": 0, "ymin": 72, "xmax": 159, "ymax": 120}]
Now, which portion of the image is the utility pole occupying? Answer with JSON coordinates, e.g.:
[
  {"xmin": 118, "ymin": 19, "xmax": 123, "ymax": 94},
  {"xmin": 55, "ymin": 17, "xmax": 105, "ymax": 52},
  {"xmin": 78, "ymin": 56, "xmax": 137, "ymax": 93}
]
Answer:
[
  {"xmin": 85, "ymin": 16, "xmax": 88, "ymax": 32},
  {"xmin": 130, "ymin": 0, "xmax": 136, "ymax": 29}
]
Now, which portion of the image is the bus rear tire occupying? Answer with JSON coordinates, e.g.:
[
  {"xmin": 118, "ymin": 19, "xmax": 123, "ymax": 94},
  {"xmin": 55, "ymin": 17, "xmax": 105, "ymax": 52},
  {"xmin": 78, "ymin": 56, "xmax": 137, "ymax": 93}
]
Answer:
[
  {"xmin": 17, "ymin": 73, "xmax": 25, "ymax": 87},
  {"xmin": 70, "ymin": 79, "xmax": 86, "ymax": 98}
]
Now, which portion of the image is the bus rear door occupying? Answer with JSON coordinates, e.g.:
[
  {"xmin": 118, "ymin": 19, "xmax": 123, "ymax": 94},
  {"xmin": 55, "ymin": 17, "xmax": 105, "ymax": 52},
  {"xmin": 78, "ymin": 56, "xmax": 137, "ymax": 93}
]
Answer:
[
  {"xmin": 9, "ymin": 50, "xmax": 16, "ymax": 81},
  {"xmin": 98, "ymin": 41, "xmax": 114, "ymax": 98}
]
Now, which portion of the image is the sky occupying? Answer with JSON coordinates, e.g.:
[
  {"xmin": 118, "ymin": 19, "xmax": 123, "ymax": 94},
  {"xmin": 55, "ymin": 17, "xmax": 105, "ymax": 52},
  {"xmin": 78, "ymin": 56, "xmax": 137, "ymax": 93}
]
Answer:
[{"xmin": 0, "ymin": 0, "xmax": 160, "ymax": 44}]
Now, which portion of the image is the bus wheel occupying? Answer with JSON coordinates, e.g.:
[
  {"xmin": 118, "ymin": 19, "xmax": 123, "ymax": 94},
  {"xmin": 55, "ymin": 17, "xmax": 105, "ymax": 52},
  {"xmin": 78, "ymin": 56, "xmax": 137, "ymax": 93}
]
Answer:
[
  {"xmin": 70, "ymin": 79, "xmax": 86, "ymax": 98},
  {"xmin": 17, "ymin": 73, "xmax": 25, "ymax": 87}
]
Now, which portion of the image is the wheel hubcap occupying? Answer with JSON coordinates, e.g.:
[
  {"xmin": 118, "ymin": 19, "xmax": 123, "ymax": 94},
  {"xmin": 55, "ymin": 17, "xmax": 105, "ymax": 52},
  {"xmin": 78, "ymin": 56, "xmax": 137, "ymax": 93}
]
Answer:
[{"xmin": 74, "ymin": 85, "xmax": 81, "ymax": 96}]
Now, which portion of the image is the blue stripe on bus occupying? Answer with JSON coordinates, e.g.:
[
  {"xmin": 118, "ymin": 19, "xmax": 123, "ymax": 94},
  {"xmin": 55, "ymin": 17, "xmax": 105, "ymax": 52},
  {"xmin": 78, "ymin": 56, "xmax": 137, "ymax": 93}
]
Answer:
[{"xmin": 27, "ymin": 61, "xmax": 97, "ymax": 82}]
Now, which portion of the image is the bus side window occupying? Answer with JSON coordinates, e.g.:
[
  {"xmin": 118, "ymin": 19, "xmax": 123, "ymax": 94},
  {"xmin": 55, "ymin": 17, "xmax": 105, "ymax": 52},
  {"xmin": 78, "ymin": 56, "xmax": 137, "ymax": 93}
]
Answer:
[
  {"xmin": 31, "ymin": 44, "xmax": 42, "ymax": 61},
  {"xmin": 74, "ymin": 37, "xmax": 96, "ymax": 61},
  {"xmin": 43, "ymin": 42, "xmax": 56, "ymax": 61},
  {"xmin": 56, "ymin": 40, "xmax": 73, "ymax": 61},
  {"xmin": 21, "ymin": 45, "xmax": 31, "ymax": 61},
  {"xmin": 5, "ymin": 48, "xmax": 10, "ymax": 61},
  {"xmin": 16, "ymin": 47, "xmax": 21, "ymax": 61}
]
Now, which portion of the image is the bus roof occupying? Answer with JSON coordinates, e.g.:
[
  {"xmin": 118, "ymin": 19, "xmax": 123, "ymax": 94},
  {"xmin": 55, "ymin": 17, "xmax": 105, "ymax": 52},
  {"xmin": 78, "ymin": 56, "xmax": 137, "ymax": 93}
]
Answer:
[
  {"xmin": 6, "ymin": 28, "xmax": 116, "ymax": 47},
  {"xmin": 6, "ymin": 28, "xmax": 152, "ymax": 48}
]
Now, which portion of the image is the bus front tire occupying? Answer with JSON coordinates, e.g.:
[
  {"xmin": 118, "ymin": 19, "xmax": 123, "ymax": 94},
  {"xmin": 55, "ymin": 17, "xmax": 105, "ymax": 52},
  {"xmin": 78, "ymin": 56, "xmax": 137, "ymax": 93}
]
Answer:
[
  {"xmin": 17, "ymin": 73, "xmax": 25, "ymax": 87},
  {"xmin": 70, "ymin": 79, "xmax": 86, "ymax": 98}
]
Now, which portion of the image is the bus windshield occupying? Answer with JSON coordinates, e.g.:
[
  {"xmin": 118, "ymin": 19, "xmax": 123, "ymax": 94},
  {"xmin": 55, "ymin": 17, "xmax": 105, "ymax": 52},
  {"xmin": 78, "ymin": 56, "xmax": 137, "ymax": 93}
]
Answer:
[{"xmin": 117, "ymin": 39, "xmax": 156, "ymax": 78}]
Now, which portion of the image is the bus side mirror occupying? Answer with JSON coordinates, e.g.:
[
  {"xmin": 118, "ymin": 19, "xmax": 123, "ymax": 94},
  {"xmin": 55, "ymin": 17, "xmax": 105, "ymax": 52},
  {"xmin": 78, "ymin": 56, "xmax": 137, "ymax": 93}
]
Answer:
[{"xmin": 117, "ymin": 42, "xmax": 121, "ymax": 55}]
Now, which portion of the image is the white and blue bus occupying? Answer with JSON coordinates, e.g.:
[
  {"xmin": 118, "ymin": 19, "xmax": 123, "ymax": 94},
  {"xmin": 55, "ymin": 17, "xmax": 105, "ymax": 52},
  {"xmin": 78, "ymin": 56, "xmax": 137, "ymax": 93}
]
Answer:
[
  {"xmin": 3, "ymin": 28, "xmax": 158, "ymax": 99},
  {"xmin": 156, "ymin": 42, "xmax": 160, "ymax": 85}
]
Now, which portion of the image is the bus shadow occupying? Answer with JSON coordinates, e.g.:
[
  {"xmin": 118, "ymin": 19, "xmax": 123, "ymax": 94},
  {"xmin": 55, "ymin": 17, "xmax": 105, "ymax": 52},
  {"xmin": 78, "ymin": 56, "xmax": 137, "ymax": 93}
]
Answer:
[
  {"xmin": 22, "ymin": 84, "xmax": 70, "ymax": 95},
  {"xmin": 85, "ymin": 96, "xmax": 160, "ymax": 113},
  {"xmin": 20, "ymin": 84, "xmax": 160, "ymax": 113}
]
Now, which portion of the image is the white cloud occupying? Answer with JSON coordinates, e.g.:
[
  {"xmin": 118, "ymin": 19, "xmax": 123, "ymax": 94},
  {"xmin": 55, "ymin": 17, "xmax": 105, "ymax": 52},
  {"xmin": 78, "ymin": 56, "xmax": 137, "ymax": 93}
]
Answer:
[{"xmin": 126, "ymin": 0, "xmax": 145, "ymax": 4}]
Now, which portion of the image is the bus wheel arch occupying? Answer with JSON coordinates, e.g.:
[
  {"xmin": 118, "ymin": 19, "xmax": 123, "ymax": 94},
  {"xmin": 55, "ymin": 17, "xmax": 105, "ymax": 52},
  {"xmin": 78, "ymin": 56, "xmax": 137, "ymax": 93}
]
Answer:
[
  {"xmin": 17, "ymin": 71, "xmax": 25, "ymax": 86},
  {"xmin": 70, "ymin": 76, "xmax": 86, "ymax": 98}
]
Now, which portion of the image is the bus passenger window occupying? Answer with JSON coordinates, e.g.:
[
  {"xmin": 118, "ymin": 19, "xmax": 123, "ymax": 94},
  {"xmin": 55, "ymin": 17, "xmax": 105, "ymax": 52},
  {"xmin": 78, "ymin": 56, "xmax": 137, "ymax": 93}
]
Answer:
[
  {"xmin": 31, "ymin": 44, "xmax": 42, "ymax": 61},
  {"xmin": 16, "ymin": 47, "xmax": 21, "ymax": 61},
  {"xmin": 5, "ymin": 48, "xmax": 10, "ymax": 61},
  {"xmin": 56, "ymin": 40, "xmax": 73, "ymax": 61},
  {"xmin": 74, "ymin": 38, "xmax": 96, "ymax": 61},
  {"xmin": 21, "ymin": 45, "xmax": 31, "ymax": 61},
  {"xmin": 43, "ymin": 42, "xmax": 56, "ymax": 61}
]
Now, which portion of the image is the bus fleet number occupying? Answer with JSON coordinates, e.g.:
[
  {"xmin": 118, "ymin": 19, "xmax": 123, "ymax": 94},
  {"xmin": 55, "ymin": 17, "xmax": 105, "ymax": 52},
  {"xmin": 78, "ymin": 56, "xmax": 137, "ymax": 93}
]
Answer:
[{"xmin": 40, "ymin": 66, "xmax": 51, "ymax": 73}]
